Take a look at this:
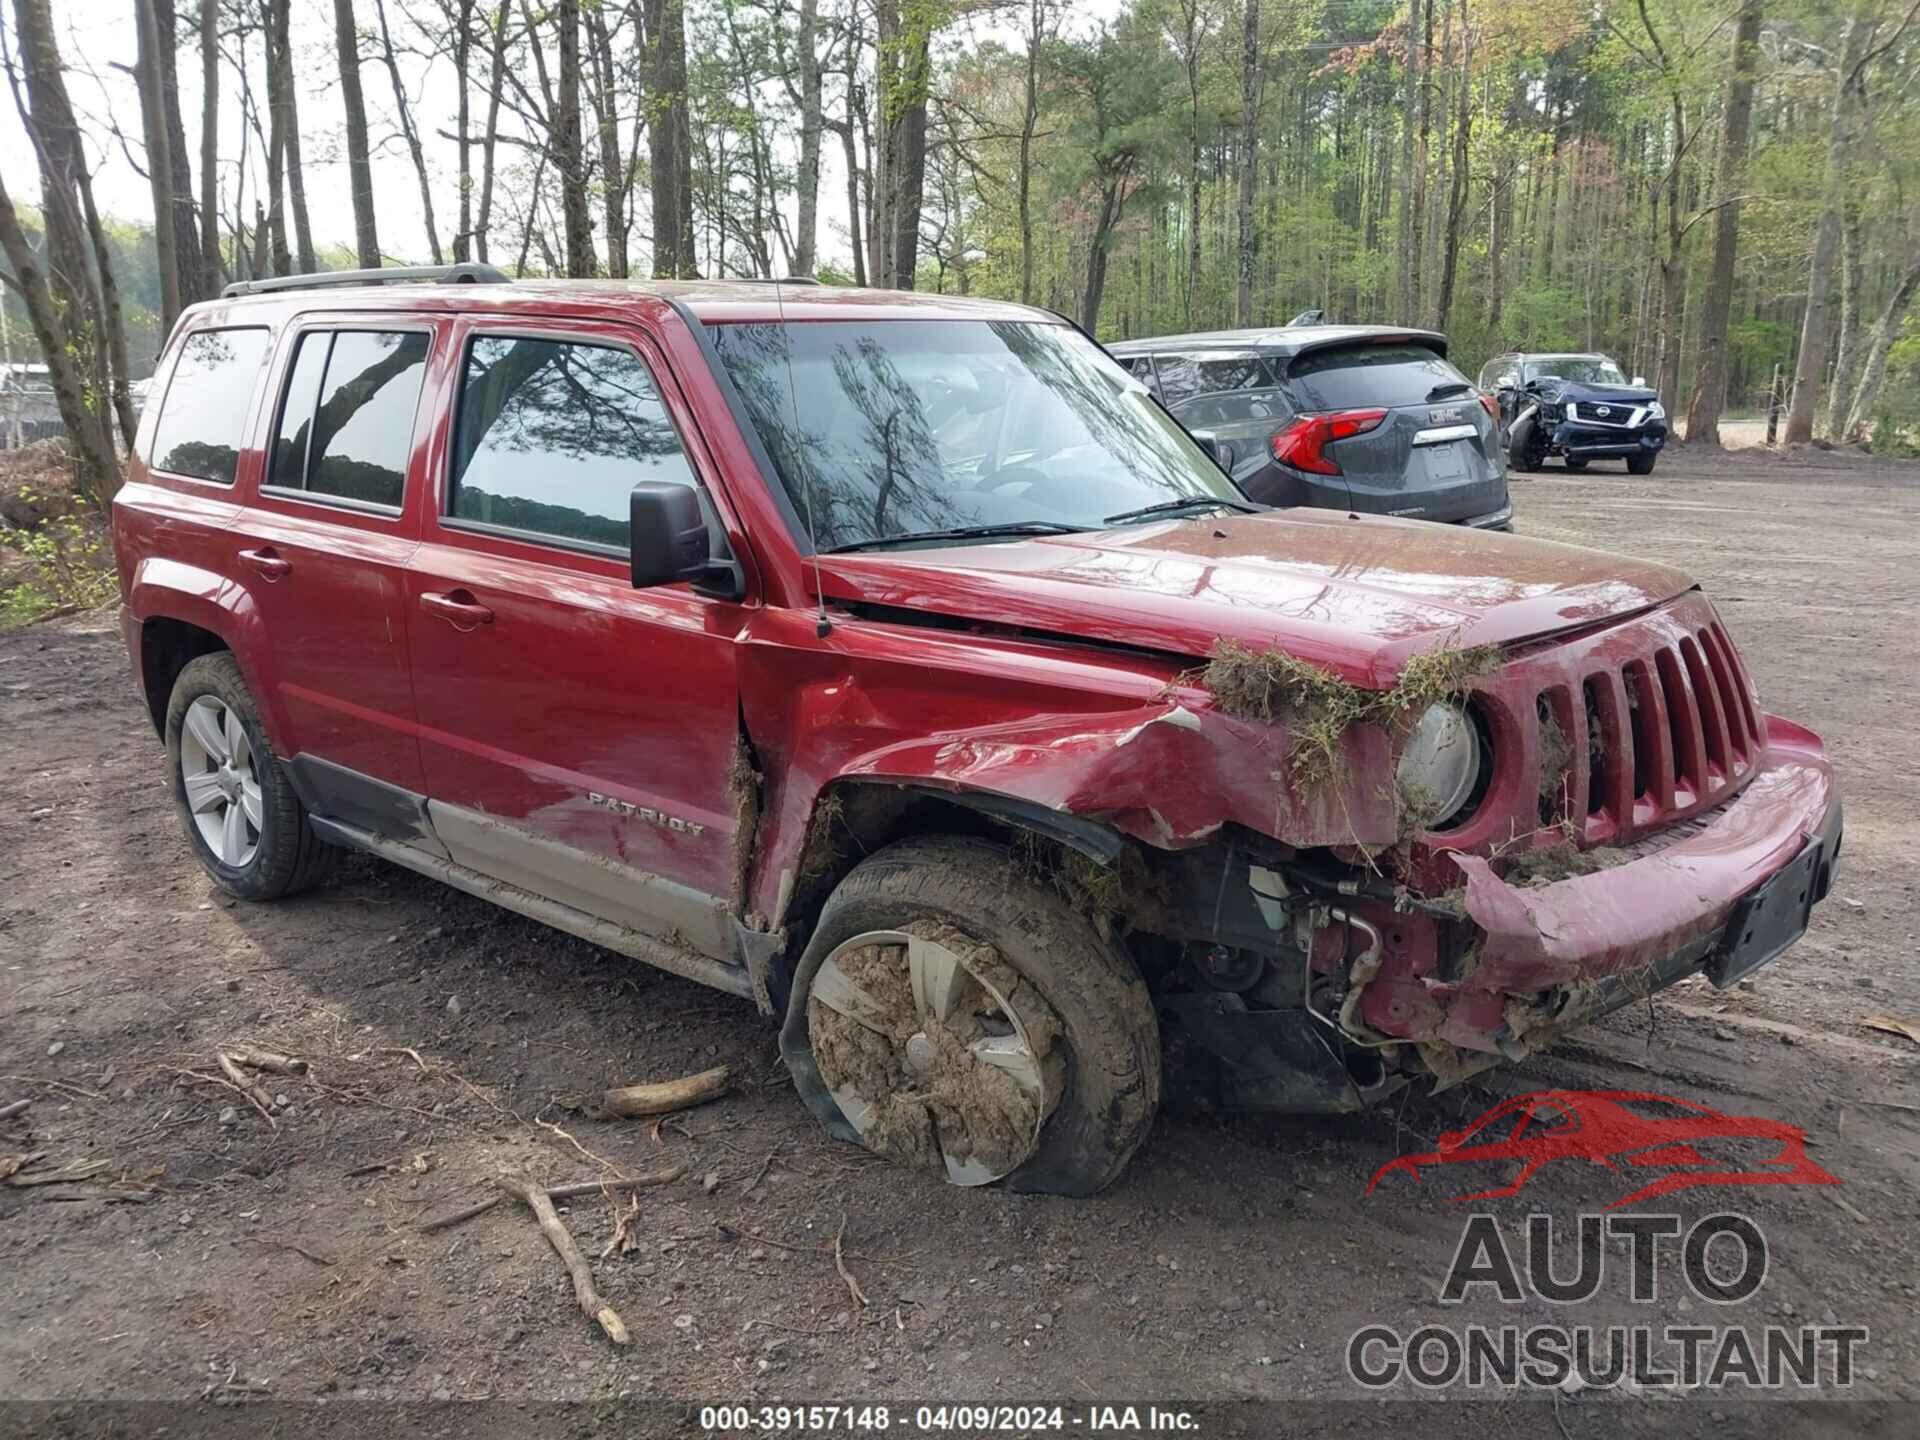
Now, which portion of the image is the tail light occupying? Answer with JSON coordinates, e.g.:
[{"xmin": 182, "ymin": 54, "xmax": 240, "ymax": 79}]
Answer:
[
  {"xmin": 1478, "ymin": 391, "xmax": 1499, "ymax": 421},
  {"xmin": 1269, "ymin": 408, "xmax": 1387, "ymax": 476}
]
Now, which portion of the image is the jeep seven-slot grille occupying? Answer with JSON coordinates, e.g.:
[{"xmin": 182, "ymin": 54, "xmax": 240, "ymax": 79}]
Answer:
[{"xmin": 1535, "ymin": 620, "xmax": 1762, "ymax": 842}]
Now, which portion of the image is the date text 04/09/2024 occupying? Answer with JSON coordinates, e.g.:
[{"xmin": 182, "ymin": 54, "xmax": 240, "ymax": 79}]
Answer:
[{"xmin": 697, "ymin": 1405, "xmax": 1201, "ymax": 1432}]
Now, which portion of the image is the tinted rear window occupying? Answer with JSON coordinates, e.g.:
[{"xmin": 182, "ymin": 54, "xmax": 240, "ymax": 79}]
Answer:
[
  {"xmin": 267, "ymin": 330, "xmax": 430, "ymax": 509},
  {"xmin": 149, "ymin": 328, "xmax": 272, "ymax": 483},
  {"xmin": 1284, "ymin": 344, "xmax": 1466, "ymax": 411},
  {"xmin": 1155, "ymin": 355, "xmax": 1275, "ymax": 402}
]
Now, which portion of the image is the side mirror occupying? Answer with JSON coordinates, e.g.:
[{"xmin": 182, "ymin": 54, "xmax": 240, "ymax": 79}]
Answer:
[
  {"xmin": 630, "ymin": 482, "xmax": 742, "ymax": 599},
  {"xmin": 1631, "ymin": 375, "xmax": 1647, "ymax": 388}
]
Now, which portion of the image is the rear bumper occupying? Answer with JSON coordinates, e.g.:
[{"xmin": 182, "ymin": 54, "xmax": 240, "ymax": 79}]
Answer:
[
  {"xmin": 1460, "ymin": 503, "xmax": 1513, "ymax": 531},
  {"xmin": 1351, "ymin": 716, "xmax": 1839, "ymax": 1067}
]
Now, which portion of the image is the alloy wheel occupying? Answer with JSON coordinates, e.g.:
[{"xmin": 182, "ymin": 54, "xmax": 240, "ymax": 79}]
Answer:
[
  {"xmin": 179, "ymin": 695, "xmax": 263, "ymax": 868},
  {"xmin": 807, "ymin": 926, "xmax": 1060, "ymax": 1186}
]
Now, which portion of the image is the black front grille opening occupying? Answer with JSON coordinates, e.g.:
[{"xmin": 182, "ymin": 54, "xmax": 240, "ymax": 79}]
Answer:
[
  {"xmin": 1624, "ymin": 663, "xmax": 1656, "ymax": 801},
  {"xmin": 1537, "ymin": 689, "xmax": 1574, "ymax": 828},
  {"xmin": 1655, "ymin": 648, "xmax": 1697, "ymax": 789},
  {"xmin": 1681, "ymin": 639, "xmax": 1729, "ymax": 776},
  {"xmin": 1582, "ymin": 679, "xmax": 1609, "ymax": 817}
]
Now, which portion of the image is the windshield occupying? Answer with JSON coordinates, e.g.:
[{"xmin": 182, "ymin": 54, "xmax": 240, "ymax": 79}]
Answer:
[
  {"xmin": 707, "ymin": 319, "xmax": 1240, "ymax": 551},
  {"xmin": 1526, "ymin": 356, "xmax": 1628, "ymax": 386}
]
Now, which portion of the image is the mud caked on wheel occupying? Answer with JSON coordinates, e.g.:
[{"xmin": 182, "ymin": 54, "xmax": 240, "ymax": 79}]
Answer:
[
  {"xmin": 165, "ymin": 653, "xmax": 338, "ymax": 901},
  {"xmin": 782, "ymin": 837, "xmax": 1160, "ymax": 1196}
]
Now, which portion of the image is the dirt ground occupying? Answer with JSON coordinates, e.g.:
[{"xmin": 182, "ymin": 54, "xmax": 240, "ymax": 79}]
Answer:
[{"xmin": 3, "ymin": 441, "xmax": 1918, "ymax": 1436}]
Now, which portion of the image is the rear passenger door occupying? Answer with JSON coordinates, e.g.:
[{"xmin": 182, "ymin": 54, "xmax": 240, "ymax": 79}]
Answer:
[
  {"xmin": 403, "ymin": 317, "xmax": 746, "ymax": 958},
  {"xmin": 236, "ymin": 320, "xmax": 437, "ymax": 834}
]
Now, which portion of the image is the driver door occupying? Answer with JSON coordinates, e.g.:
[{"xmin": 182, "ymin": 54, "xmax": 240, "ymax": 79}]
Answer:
[{"xmin": 403, "ymin": 315, "xmax": 750, "ymax": 959}]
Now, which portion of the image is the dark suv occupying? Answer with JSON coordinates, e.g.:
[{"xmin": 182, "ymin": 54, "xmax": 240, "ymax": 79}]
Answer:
[
  {"xmin": 113, "ymin": 266, "xmax": 1838, "ymax": 1197},
  {"xmin": 1478, "ymin": 352, "xmax": 1668, "ymax": 474},
  {"xmin": 1108, "ymin": 326, "xmax": 1512, "ymax": 529}
]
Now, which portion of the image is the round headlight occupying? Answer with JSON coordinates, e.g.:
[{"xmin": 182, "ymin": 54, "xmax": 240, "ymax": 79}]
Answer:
[{"xmin": 1397, "ymin": 702, "xmax": 1483, "ymax": 829}]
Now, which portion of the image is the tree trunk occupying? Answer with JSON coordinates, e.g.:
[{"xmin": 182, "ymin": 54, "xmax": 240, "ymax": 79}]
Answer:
[
  {"xmin": 152, "ymin": 0, "xmax": 206, "ymax": 302},
  {"xmin": 1409, "ymin": 0, "xmax": 1431, "ymax": 323},
  {"xmin": 1018, "ymin": 0, "xmax": 1042, "ymax": 305},
  {"xmin": 1082, "ymin": 174, "xmax": 1128, "ymax": 333},
  {"xmin": 75, "ymin": 160, "xmax": 139, "ymax": 450},
  {"xmin": 134, "ymin": 0, "xmax": 182, "ymax": 330},
  {"xmin": 1826, "ymin": 200, "xmax": 1864, "ymax": 438},
  {"xmin": 1840, "ymin": 258, "xmax": 1920, "ymax": 443},
  {"xmin": 1396, "ymin": 0, "xmax": 1419, "ymax": 323},
  {"xmin": 792, "ymin": 0, "xmax": 822, "ymax": 276},
  {"xmin": 644, "ymin": 0, "xmax": 696, "ymax": 278},
  {"xmin": 374, "ymin": 0, "xmax": 443, "ymax": 265},
  {"xmin": 1785, "ymin": 14, "xmax": 1871, "ymax": 446},
  {"xmin": 12, "ymin": 0, "xmax": 93, "ymax": 323},
  {"xmin": 332, "ymin": 0, "xmax": 382, "ymax": 268},
  {"xmin": 872, "ymin": 0, "xmax": 932, "ymax": 289},
  {"xmin": 584, "ymin": 3, "xmax": 627, "ymax": 276},
  {"xmin": 1684, "ymin": 0, "xmax": 1761, "ymax": 446},
  {"xmin": 261, "ymin": 0, "xmax": 293, "ymax": 274},
  {"xmin": 199, "ymin": 0, "xmax": 224, "ymax": 287},
  {"xmin": 0, "ymin": 168, "xmax": 121, "ymax": 500},
  {"xmin": 1433, "ymin": 3, "xmax": 1471, "ymax": 331},
  {"xmin": 475, "ymin": 0, "xmax": 509, "ymax": 265},
  {"xmin": 450, "ymin": 0, "xmax": 473, "ymax": 261},
  {"xmin": 1657, "ymin": 94, "xmax": 1687, "ymax": 415},
  {"xmin": 1235, "ymin": 0, "xmax": 1260, "ymax": 326}
]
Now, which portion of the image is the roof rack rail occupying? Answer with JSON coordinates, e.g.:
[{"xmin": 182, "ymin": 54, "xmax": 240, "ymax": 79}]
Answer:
[
  {"xmin": 727, "ymin": 276, "xmax": 824, "ymax": 286},
  {"xmin": 222, "ymin": 262, "xmax": 511, "ymax": 299}
]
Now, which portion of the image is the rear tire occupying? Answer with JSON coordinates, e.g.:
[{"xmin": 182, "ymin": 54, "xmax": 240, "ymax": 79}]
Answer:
[
  {"xmin": 166, "ymin": 653, "xmax": 339, "ymax": 901},
  {"xmin": 1627, "ymin": 453, "xmax": 1658, "ymax": 476},
  {"xmin": 790, "ymin": 836, "xmax": 1160, "ymax": 1196}
]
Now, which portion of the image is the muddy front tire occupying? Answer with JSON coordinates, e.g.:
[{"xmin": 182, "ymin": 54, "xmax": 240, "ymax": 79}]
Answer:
[
  {"xmin": 786, "ymin": 837, "xmax": 1160, "ymax": 1197},
  {"xmin": 1627, "ymin": 452, "xmax": 1658, "ymax": 475}
]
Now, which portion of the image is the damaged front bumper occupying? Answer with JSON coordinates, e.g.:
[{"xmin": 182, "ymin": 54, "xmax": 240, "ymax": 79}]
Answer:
[
  {"xmin": 1347, "ymin": 716, "xmax": 1839, "ymax": 1084},
  {"xmin": 1552, "ymin": 418, "xmax": 1668, "ymax": 460}
]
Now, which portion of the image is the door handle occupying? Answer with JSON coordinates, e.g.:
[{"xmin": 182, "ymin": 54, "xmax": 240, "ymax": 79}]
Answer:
[
  {"xmin": 237, "ymin": 546, "xmax": 292, "ymax": 580},
  {"xmin": 420, "ymin": 589, "xmax": 494, "ymax": 628}
]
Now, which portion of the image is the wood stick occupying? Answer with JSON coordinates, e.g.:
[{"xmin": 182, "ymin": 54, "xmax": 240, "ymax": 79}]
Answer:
[
  {"xmin": 0, "ymin": 1099, "xmax": 29, "ymax": 1121},
  {"xmin": 417, "ymin": 1166, "xmax": 685, "ymax": 1233},
  {"xmin": 833, "ymin": 1212, "xmax": 869, "ymax": 1310},
  {"xmin": 215, "ymin": 1052, "xmax": 277, "ymax": 1123},
  {"xmin": 225, "ymin": 1047, "xmax": 307, "ymax": 1075},
  {"xmin": 602, "ymin": 1064, "xmax": 730, "ymax": 1118},
  {"xmin": 495, "ymin": 1176, "xmax": 632, "ymax": 1346}
]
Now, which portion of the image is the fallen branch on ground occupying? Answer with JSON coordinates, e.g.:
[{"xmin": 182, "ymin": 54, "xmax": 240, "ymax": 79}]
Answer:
[
  {"xmin": 6, "ymin": 1157, "xmax": 110, "ymax": 1188},
  {"xmin": 496, "ymin": 1176, "xmax": 632, "ymax": 1345},
  {"xmin": 603, "ymin": 1065, "xmax": 730, "ymax": 1119},
  {"xmin": 214, "ymin": 1053, "xmax": 278, "ymax": 1126},
  {"xmin": 0, "ymin": 1099, "xmax": 29, "ymax": 1122},
  {"xmin": 833, "ymin": 1212, "xmax": 869, "ymax": 1311},
  {"xmin": 416, "ymin": 1166, "xmax": 685, "ymax": 1233},
  {"xmin": 225, "ymin": 1047, "xmax": 308, "ymax": 1076}
]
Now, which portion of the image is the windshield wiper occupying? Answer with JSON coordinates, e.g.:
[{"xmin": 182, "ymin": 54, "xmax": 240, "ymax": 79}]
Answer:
[
  {"xmin": 825, "ymin": 520, "xmax": 1089, "ymax": 553},
  {"xmin": 1102, "ymin": 495, "xmax": 1258, "ymax": 526},
  {"xmin": 1426, "ymin": 382, "xmax": 1473, "ymax": 400}
]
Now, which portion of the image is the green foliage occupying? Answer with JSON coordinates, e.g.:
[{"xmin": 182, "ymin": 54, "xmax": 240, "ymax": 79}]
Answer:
[{"xmin": 0, "ymin": 488, "xmax": 117, "ymax": 628}]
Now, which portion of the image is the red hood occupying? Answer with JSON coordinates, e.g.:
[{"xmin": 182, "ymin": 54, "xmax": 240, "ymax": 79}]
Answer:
[{"xmin": 813, "ymin": 510, "xmax": 1694, "ymax": 686}]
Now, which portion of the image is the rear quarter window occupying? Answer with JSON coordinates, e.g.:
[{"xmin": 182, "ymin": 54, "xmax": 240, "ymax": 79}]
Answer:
[
  {"xmin": 1156, "ymin": 354, "xmax": 1276, "ymax": 404},
  {"xmin": 148, "ymin": 328, "xmax": 272, "ymax": 483},
  {"xmin": 1284, "ymin": 344, "xmax": 1467, "ymax": 411}
]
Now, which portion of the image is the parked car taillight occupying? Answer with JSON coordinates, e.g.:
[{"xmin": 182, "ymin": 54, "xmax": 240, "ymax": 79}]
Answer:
[
  {"xmin": 1478, "ymin": 391, "xmax": 1499, "ymax": 422},
  {"xmin": 1269, "ymin": 408, "xmax": 1387, "ymax": 476}
]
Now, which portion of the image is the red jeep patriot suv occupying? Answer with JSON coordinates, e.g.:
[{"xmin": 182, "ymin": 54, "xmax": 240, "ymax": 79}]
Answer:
[{"xmin": 114, "ymin": 265, "xmax": 1841, "ymax": 1195}]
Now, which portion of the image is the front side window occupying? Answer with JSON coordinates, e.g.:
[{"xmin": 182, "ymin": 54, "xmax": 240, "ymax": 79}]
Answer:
[
  {"xmin": 149, "ymin": 328, "xmax": 272, "ymax": 483},
  {"xmin": 448, "ymin": 335, "xmax": 699, "ymax": 551},
  {"xmin": 708, "ymin": 319, "xmax": 1239, "ymax": 552},
  {"xmin": 268, "ymin": 329, "xmax": 429, "ymax": 508}
]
